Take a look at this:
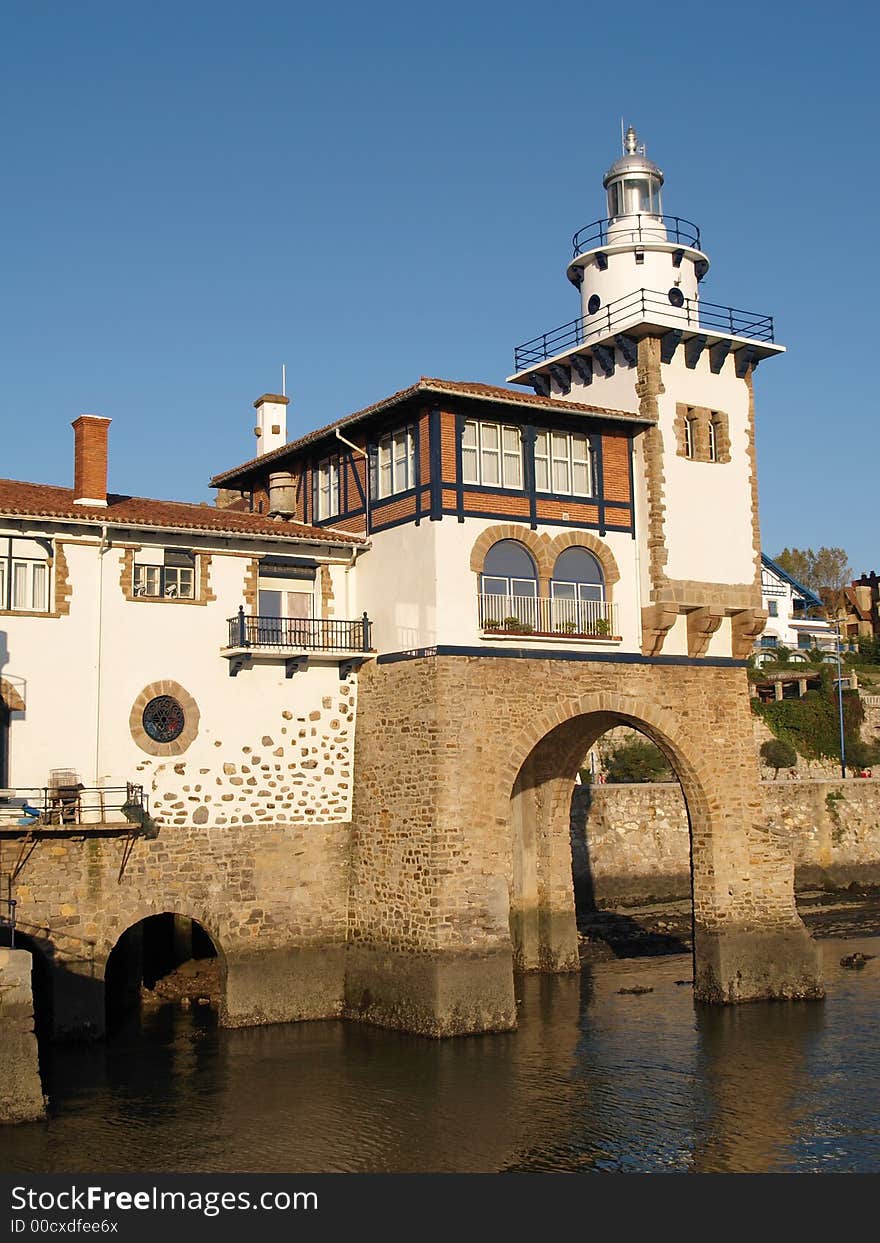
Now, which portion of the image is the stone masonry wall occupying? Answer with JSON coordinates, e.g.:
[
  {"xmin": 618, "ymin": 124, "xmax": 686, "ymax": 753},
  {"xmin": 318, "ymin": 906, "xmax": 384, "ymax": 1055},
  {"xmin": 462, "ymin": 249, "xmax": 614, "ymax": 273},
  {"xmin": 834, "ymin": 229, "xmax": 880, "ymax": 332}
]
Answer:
[
  {"xmin": 135, "ymin": 683, "xmax": 356, "ymax": 828},
  {"xmin": 573, "ymin": 778, "xmax": 880, "ymax": 906}
]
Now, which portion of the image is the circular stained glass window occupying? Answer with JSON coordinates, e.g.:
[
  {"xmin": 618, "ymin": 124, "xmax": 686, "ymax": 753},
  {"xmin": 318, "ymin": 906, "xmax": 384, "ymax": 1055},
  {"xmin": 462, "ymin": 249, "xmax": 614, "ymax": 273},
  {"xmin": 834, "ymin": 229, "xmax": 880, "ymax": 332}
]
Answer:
[{"xmin": 142, "ymin": 696, "xmax": 185, "ymax": 743}]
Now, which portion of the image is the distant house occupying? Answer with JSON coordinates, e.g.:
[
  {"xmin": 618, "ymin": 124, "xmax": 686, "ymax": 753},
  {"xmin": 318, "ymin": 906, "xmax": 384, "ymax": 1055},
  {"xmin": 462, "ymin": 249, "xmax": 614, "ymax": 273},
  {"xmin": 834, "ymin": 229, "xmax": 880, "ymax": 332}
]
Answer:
[
  {"xmin": 822, "ymin": 573, "xmax": 880, "ymax": 642},
  {"xmin": 758, "ymin": 554, "xmax": 835, "ymax": 654}
]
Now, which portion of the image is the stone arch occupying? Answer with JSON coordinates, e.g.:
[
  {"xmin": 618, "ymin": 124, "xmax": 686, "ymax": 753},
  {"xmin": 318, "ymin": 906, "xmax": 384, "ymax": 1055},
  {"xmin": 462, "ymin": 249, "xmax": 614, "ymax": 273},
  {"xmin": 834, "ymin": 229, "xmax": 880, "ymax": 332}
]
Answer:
[
  {"xmin": 546, "ymin": 530, "xmax": 621, "ymax": 591},
  {"xmin": 0, "ymin": 677, "xmax": 25, "ymax": 713},
  {"xmin": 469, "ymin": 524, "xmax": 553, "ymax": 582},
  {"xmin": 103, "ymin": 908, "xmax": 226, "ymax": 1027}
]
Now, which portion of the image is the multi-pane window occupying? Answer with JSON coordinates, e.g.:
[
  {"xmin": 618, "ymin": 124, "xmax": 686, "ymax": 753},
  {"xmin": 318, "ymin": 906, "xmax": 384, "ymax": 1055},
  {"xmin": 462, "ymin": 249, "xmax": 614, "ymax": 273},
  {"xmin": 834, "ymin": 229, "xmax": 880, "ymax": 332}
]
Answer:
[
  {"xmin": 0, "ymin": 537, "xmax": 51, "ymax": 612},
  {"xmin": 133, "ymin": 550, "xmax": 196, "ymax": 599},
  {"xmin": 315, "ymin": 455, "xmax": 340, "ymax": 519},
  {"xmin": 534, "ymin": 431, "xmax": 591, "ymax": 496},
  {"xmin": 377, "ymin": 427, "xmax": 415, "ymax": 499},
  {"xmin": 461, "ymin": 421, "xmax": 522, "ymax": 488}
]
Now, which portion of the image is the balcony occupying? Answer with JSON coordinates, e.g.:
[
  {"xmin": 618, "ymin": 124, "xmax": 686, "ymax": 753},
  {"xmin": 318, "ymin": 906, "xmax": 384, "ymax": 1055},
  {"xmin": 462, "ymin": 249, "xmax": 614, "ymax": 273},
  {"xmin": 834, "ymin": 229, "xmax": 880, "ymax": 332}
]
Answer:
[
  {"xmin": 478, "ymin": 593, "xmax": 620, "ymax": 642},
  {"xmin": 571, "ymin": 215, "xmax": 702, "ymax": 256},
  {"xmin": 0, "ymin": 783, "xmax": 157, "ymax": 837},
  {"xmin": 223, "ymin": 608, "xmax": 374, "ymax": 677},
  {"xmin": 513, "ymin": 288, "xmax": 776, "ymax": 373}
]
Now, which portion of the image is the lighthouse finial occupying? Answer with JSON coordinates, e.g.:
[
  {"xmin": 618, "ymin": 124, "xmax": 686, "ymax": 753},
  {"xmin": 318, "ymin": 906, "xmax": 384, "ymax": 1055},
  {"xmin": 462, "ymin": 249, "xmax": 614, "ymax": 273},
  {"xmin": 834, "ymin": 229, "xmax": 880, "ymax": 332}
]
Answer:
[{"xmin": 624, "ymin": 124, "xmax": 639, "ymax": 155}]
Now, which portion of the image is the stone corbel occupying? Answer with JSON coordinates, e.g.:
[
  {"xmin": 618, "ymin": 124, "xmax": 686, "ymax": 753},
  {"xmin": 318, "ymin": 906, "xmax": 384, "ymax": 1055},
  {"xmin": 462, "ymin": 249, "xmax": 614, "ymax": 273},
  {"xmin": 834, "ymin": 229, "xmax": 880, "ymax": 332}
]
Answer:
[
  {"xmin": 641, "ymin": 603, "xmax": 679, "ymax": 657},
  {"xmin": 731, "ymin": 607, "xmax": 769, "ymax": 659},
  {"xmin": 686, "ymin": 607, "xmax": 725, "ymax": 658}
]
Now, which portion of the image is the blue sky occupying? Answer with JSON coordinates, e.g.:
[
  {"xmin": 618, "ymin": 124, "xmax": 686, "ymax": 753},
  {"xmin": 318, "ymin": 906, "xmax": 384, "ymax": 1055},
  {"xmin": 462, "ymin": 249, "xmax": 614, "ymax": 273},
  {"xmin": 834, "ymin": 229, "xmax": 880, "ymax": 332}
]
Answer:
[{"xmin": 2, "ymin": 1, "xmax": 878, "ymax": 572}]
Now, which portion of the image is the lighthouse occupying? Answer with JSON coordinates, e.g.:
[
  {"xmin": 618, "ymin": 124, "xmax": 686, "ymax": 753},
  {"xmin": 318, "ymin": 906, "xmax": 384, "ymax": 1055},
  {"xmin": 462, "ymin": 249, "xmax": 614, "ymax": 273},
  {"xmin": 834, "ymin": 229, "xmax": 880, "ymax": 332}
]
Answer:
[{"xmin": 509, "ymin": 126, "xmax": 783, "ymax": 661}]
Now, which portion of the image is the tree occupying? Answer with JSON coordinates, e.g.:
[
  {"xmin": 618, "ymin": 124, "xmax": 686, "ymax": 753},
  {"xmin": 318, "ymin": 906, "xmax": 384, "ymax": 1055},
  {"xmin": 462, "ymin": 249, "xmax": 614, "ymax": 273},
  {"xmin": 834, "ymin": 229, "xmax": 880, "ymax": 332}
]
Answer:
[
  {"xmin": 774, "ymin": 547, "xmax": 852, "ymax": 595},
  {"xmin": 760, "ymin": 738, "xmax": 797, "ymax": 779},
  {"xmin": 604, "ymin": 738, "xmax": 673, "ymax": 784}
]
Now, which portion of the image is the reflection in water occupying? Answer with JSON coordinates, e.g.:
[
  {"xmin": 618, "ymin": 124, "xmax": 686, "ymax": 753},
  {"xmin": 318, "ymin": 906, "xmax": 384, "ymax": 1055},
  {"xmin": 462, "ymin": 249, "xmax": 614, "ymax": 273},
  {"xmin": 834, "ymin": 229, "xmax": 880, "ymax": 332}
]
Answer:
[{"xmin": 4, "ymin": 939, "xmax": 880, "ymax": 1173}]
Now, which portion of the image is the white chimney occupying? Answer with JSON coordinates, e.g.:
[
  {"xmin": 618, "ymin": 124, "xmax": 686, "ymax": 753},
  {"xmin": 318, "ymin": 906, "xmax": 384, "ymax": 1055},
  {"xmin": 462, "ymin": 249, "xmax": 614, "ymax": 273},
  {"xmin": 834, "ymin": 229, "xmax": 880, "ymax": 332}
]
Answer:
[{"xmin": 253, "ymin": 394, "xmax": 289, "ymax": 456}]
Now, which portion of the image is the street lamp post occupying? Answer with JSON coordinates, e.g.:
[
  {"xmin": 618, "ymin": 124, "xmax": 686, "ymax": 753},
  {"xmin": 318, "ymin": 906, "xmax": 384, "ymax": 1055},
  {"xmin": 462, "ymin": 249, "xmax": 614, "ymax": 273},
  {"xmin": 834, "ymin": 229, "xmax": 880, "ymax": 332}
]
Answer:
[{"xmin": 835, "ymin": 619, "xmax": 847, "ymax": 780}]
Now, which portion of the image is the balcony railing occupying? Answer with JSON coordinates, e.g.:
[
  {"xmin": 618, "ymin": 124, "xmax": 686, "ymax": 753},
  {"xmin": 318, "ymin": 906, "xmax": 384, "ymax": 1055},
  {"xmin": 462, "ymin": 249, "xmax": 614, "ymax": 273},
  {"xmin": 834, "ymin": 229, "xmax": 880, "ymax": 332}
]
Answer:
[
  {"xmin": 478, "ymin": 593, "xmax": 619, "ymax": 639},
  {"xmin": 0, "ymin": 783, "xmax": 156, "ymax": 834},
  {"xmin": 227, "ymin": 608, "xmax": 373, "ymax": 653},
  {"xmin": 572, "ymin": 215, "xmax": 702, "ymax": 256},
  {"xmin": 513, "ymin": 287, "xmax": 775, "ymax": 372}
]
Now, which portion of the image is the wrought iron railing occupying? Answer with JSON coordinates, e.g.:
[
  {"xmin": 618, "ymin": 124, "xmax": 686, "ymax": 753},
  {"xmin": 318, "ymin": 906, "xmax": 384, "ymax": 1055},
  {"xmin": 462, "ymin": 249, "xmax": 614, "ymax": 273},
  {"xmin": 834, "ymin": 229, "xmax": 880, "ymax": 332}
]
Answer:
[
  {"xmin": 0, "ymin": 783, "xmax": 155, "ymax": 832},
  {"xmin": 513, "ymin": 287, "xmax": 775, "ymax": 371},
  {"xmin": 478, "ymin": 593, "xmax": 619, "ymax": 639},
  {"xmin": 572, "ymin": 215, "xmax": 701, "ymax": 256},
  {"xmin": 227, "ymin": 608, "xmax": 373, "ymax": 652}
]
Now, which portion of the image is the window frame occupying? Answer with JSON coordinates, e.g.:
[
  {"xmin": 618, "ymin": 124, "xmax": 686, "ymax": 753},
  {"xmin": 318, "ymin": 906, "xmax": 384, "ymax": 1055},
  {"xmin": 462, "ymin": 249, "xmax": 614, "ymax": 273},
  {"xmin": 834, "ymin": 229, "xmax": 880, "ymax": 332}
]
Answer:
[
  {"xmin": 375, "ymin": 426, "xmax": 416, "ymax": 500},
  {"xmin": 133, "ymin": 551, "xmax": 197, "ymax": 601},
  {"xmin": 534, "ymin": 429, "xmax": 592, "ymax": 497},
  {"xmin": 314, "ymin": 454, "xmax": 340, "ymax": 520},
  {"xmin": 0, "ymin": 536, "xmax": 52, "ymax": 613},
  {"xmin": 461, "ymin": 420, "xmax": 523, "ymax": 490}
]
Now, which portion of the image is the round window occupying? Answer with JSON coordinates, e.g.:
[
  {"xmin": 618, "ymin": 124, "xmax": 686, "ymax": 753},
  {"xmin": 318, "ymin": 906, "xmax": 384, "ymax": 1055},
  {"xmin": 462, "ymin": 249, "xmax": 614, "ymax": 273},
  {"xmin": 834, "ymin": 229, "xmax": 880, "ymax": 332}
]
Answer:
[
  {"xmin": 587, "ymin": 293, "xmax": 601, "ymax": 316},
  {"xmin": 668, "ymin": 287, "xmax": 685, "ymax": 308},
  {"xmin": 142, "ymin": 695, "xmax": 185, "ymax": 743}
]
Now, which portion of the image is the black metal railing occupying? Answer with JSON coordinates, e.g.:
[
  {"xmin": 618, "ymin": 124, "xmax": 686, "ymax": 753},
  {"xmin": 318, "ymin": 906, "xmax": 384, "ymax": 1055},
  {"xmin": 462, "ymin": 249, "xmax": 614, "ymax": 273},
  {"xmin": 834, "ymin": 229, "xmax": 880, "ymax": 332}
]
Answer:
[
  {"xmin": 0, "ymin": 783, "xmax": 154, "ymax": 832},
  {"xmin": 572, "ymin": 215, "xmax": 701, "ymax": 256},
  {"xmin": 513, "ymin": 287, "xmax": 775, "ymax": 371},
  {"xmin": 227, "ymin": 608, "xmax": 373, "ymax": 652}
]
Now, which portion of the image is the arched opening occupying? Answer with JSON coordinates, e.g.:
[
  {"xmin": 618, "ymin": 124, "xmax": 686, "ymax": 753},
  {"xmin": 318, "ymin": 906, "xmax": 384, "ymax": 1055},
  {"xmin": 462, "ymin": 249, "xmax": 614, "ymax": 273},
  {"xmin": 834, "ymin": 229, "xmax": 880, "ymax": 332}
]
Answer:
[
  {"xmin": 104, "ymin": 914, "xmax": 224, "ymax": 1031},
  {"xmin": 480, "ymin": 540, "xmax": 539, "ymax": 631},
  {"xmin": 508, "ymin": 708, "xmax": 699, "ymax": 975}
]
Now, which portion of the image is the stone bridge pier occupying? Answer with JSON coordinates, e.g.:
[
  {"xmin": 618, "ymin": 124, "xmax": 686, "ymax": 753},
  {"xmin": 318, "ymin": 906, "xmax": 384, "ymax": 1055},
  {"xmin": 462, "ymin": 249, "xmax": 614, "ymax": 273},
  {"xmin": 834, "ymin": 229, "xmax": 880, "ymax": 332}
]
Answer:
[{"xmin": 346, "ymin": 654, "xmax": 823, "ymax": 1036}]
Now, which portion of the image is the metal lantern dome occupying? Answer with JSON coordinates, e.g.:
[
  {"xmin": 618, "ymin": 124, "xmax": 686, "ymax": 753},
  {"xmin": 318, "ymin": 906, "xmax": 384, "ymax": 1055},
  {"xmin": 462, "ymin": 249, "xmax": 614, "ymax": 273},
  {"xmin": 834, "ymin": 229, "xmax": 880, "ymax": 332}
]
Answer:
[{"xmin": 603, "ymin": 125, "xmax": 664, "ymax": 220}]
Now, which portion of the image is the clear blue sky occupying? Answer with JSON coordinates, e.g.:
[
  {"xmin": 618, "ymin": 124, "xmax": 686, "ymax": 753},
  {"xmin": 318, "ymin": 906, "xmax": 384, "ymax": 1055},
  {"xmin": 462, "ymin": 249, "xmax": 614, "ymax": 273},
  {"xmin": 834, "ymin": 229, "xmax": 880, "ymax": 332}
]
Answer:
[{"xmin": 2, "ymin": 1, "xmax": 877, "ymax": 571}]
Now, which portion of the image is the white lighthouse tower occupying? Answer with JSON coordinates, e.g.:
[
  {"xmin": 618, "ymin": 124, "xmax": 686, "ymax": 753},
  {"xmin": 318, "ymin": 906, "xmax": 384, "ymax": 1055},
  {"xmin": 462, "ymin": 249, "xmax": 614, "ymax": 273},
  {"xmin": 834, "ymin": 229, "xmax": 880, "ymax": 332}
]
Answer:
[
  {"xmin": 509, "ymin": 126, "xmax": 784, "ymax": 662},
  {"xmin": 567, "ymin": 124, "xmax": 708, "ymax": 320}
]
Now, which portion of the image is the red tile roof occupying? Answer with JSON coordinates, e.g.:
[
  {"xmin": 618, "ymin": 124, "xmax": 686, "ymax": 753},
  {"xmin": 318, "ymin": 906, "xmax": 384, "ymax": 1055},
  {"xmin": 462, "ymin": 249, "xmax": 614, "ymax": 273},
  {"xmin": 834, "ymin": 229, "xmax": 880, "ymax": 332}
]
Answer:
[
  {"xmin": 210, "ymin": 376, "xmax": 647, "ymax": 486},
  {"xmin": 0, "ymin": 479, "xmax": 364, "ymax": 546}
]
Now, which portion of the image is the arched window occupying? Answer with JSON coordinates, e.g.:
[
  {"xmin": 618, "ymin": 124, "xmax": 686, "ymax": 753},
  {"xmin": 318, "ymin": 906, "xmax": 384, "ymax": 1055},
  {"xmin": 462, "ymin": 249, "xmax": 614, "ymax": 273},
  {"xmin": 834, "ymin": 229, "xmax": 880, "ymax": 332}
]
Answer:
[
  {"xmin": 550, "ymin": 548, "xmax": 606, "ymax": 635},
  {"xmin": 480, "ymin": 540, "xmax": 538, "ymax": 630}
]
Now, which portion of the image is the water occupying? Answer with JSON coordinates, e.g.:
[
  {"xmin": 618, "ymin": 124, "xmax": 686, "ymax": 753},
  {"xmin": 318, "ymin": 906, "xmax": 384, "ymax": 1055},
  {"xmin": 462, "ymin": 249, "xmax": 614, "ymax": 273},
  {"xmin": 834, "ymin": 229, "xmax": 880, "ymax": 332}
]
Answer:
[{"xmin": 4, "ymin": 937, "xmax": 880, "ymax": 1174}]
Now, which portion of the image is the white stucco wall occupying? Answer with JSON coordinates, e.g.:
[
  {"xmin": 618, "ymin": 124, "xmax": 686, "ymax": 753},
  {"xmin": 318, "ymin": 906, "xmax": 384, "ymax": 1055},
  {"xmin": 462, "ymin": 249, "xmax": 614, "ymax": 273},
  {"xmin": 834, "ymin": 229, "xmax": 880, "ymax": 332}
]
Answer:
[{"xmin": 1, "ymin": 528, "xmax": 357, "ymax": 827}]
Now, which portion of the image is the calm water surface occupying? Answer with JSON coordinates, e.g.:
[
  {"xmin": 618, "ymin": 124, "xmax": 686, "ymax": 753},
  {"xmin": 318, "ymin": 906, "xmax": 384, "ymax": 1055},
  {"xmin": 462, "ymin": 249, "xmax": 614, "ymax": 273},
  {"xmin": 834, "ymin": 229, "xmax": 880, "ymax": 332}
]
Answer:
[{"xmin": 4, "ymin": 937, "xmax": 879, "ymax": 1174}]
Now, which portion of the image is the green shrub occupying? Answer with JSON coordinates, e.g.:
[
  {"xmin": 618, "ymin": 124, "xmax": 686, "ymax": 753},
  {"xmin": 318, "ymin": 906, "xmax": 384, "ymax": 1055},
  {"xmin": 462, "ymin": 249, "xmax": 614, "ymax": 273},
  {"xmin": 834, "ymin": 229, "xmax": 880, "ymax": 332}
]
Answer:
[
  {"xmin": 604, "ymin": 739, "xmax": 673, "ymax": 784},
  {"xmin": 760, "ymin": 738, "xmax": 797, "ymax": 778}
]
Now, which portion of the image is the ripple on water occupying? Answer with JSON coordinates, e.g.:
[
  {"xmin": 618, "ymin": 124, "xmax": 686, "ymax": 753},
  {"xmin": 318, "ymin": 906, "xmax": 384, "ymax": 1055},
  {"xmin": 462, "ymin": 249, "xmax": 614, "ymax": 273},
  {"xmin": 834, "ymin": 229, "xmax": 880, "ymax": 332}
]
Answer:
[{"xmin": 3, "ymin": 937, "xmax": 880, "ymax": 1173}]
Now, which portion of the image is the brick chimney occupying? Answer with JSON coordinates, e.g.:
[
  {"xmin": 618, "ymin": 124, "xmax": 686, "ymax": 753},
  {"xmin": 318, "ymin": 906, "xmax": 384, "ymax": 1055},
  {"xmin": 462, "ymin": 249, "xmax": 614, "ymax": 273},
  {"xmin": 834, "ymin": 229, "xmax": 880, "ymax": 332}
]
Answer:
[{"xmin": 72, "ymin": 415, "xmax": 112, "ymax": 506}]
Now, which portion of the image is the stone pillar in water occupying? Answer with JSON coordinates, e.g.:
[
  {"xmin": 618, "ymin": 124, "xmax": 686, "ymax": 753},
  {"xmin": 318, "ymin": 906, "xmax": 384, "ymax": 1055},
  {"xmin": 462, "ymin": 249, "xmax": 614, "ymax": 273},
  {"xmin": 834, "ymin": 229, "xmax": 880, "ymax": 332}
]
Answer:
[{"xmin": 0, "ymin": 948, "xmax": 46, "ymax": 1123}]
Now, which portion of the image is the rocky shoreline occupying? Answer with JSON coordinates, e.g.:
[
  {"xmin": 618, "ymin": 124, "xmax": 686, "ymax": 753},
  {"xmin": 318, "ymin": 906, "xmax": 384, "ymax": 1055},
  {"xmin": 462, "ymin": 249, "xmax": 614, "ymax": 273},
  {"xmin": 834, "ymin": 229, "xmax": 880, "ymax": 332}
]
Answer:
[{"xmin": 577, "ymin": 884, "xmax": 880, "ymax": 962}]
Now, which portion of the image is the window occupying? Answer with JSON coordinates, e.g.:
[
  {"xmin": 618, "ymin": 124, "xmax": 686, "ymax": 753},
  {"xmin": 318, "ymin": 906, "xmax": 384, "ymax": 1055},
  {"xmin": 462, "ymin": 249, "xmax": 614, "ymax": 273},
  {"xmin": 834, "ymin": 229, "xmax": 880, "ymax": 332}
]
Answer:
[
  {"xmin": 256, "ymin": 558, "xmax": 316, "ymax": 643},
  {"xmin": 550, "ymin": 547, "xmax": 607, "ymax": 634},
  {"xmin": 314, "ymin": 455, "xmax": 340, "ymax": 519},
  {"xmin": 684, "ymin": 415, "xmax": 696, "ymax": 459},
  {"xmin": 0, "ymin": 536, "xmax": 51, "ymax": 612},
  {"xmin": 142, "ymin": 695, "xmax": 186, "ymax": 743},
  {"xmin": 534, "ymin": 431, "xmax": 591, "ymax": 496},
  {"xmin": 133, "ymin": 550, "xmax": 196, "ymax": 599},
  {"xmin": 462, "ymin": 421, "xmax": 522, "ymax": 488},
  {"xmin": 708, "ymin": 419, "xmax": 718, "ymax": 463},
  {"xmin": 377, "ymin": 427, "xmax": 415, "ymax": 499},
  {"xmin": 480, "ymin": 540, "xmax": 537, "ymax": 629},
  {"xmin": 767, "ymin": 600, "xmax": 779, "ymax": 617}
]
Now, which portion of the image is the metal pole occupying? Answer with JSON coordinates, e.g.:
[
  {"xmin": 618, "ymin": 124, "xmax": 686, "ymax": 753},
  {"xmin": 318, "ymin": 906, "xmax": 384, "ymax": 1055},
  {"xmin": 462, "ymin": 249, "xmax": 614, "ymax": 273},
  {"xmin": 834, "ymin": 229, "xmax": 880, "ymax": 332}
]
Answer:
[{"xmin": 836, "ymin": 621, "xmax": 847, "ymax": 779}]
